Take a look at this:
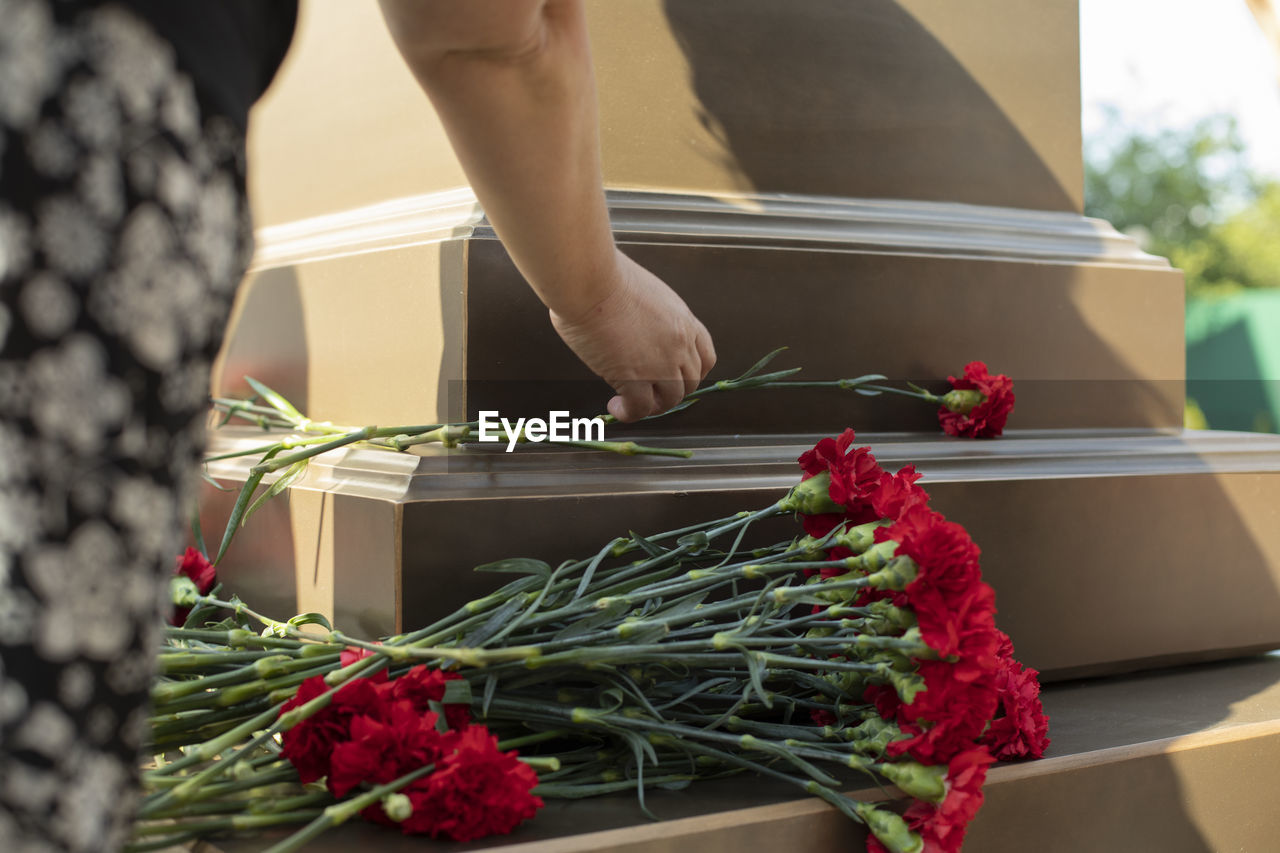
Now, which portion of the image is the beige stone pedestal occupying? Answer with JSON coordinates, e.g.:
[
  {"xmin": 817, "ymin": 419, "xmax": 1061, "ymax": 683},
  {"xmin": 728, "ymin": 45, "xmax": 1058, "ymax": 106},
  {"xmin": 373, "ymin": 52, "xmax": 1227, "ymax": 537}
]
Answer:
[{"xmin": 200, "ymin": 2, "xmax": 1280, "ymax": 850}]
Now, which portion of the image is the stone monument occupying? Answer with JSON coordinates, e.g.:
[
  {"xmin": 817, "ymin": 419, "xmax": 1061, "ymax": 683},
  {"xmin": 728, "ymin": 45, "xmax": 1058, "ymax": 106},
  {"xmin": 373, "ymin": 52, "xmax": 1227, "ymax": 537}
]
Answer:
[{"xmin": 202, "ymin": 2, "xmax": 1280, "ymax": 849}]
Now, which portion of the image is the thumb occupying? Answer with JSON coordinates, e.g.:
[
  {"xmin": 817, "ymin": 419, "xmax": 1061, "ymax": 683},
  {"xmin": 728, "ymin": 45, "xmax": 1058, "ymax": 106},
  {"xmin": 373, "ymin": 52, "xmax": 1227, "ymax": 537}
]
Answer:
[{"xmin": 607, "ymin": 382, "xmax": 656, "ymax": 423}]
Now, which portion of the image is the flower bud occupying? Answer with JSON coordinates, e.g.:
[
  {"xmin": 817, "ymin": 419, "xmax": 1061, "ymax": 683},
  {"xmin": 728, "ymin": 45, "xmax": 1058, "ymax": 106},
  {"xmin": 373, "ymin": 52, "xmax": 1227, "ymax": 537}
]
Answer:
[
  {"xmin": 853, "ymin": 801, "xmax": 924, "ymax": 853},
  {"xmin": 850, "ymin": 716, "xmax": 902, "ymax": 753},
  {"xmin": 778, "ymin": 472, "xmax": 845, "ymax": 515},
  {"xmin": 253, "ymin": 655, "xmax": 291, "ymax": 679},
  {"xmin": 877, "ymin": 760, "xmax": 948, "ymax": 803},
  {"xmin": 170, "ymin": 575, "xmax": 199, "ymax": 608},
  {"xmin": 941, "ymin": 388, "xmax": 985, "ymax": 414},
  {"xmin": 381, "ymin": 793, "xmax": 413, "ymax": 823},
  {"xmin": 867, "ymin": 556, "xmax": 918, "ymax": 591},
  {"xmin": 866, "ymin": 600, "xmax": 917, "ymax": 633},
  {"xmin": 830, "ymin": 520, "xmax": 884, "ymax": 553}
]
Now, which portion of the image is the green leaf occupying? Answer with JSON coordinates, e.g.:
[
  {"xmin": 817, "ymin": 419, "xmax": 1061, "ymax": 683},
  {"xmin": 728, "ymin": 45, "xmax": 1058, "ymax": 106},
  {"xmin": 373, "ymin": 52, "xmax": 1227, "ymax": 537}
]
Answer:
[
  {"xmin": 676, "ymin": 531, "xmax": 709, "ymax": 555},
  {"xmin": 190, "ymin": 512, "xmax": 208, "ymax": 560},
  {"xmin": 736, "ymin": 347, "xmax": 789, "ymax": 381},
  {"xmin": 243, "ymin": 459, "xmax": 308, "ymax": 526},
  {"xmin": 481, "ymin": 674, "xmax": 498, "ymax": 716},
  {"xmin": 552, "ymin": 598, "xmax": 629, "ymax": 641},
  {"xmin": 637, "ymin": 398, "xmax": 698, "ymax": 420},
  {"xmin": 736, "ymin": 367, "xmax": 803, "ymax": 388},
  {"xmin": 215, "ymin": 470, "xmax": 266, "ymax": 566},
  {"xmin": 628, "ymin": 531, "xmax": 667, "ymax": 559},
  {"xmin": 244, "ymin": 376, "xmax": 304, "ymax": 422},
  {"xmin": 745, "ymin": 652, "xmax": 772, "ymax": 709},
  {"xmin": 842, "ymin": 372, "xmax": 888, "ymax": 386},
  {"xmin": 200, "ymin": 470, "xmax": 233, "ymax": 492},
  {"xmin": 461, "ymin": 597, "xmax": 527, "ymax": 647},
  {"xmin": 442, "ymin": 678, "xmax": 472, "ymax": 705},
  {"xmin": 287, "ymin": 612, "xmax": 333, "ymax": 632},
  {"xmin": 575, "ymin": 540, "xmax": 623, "ymax": 600},
  {"xmin": 427, "ymin": 700, "xmax": 450, "ymax": 733},
  {"xmin": 652, "ymin": 590, "xmax": 707, "ymax": 620},
  {"xmin": 473, "ymin": 558, "xmax": 552, "ymax": 580}
]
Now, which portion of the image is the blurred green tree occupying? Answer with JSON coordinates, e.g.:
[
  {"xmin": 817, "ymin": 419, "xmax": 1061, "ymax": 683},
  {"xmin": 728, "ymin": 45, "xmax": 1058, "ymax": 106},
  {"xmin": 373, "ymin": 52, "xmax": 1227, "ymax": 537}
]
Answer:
[{"xmin": 1084, "ymin": 111, "xmax": 1278, "ymax": 294}]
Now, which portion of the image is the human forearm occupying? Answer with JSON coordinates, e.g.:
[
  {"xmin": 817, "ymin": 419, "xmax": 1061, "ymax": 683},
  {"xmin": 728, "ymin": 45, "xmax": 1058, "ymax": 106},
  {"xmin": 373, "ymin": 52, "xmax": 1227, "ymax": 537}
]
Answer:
[{"xmin": 378, "ymin": 0, "xmax": 619, "ymax": 320}]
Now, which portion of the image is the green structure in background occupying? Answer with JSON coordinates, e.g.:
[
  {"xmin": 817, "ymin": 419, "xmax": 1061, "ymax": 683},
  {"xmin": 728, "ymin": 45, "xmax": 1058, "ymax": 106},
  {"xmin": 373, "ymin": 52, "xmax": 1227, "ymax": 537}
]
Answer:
[{"xmin": 1187, "ymin": 290, "xmax": 1280, "ymax": 433}]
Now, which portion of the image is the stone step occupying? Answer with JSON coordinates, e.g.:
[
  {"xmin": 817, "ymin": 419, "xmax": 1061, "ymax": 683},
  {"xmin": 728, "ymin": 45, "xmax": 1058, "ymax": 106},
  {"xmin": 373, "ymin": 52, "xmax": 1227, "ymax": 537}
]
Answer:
[
  {"xmin": 201, "ymin": 428, "xmax": 1280, "ymax": 681},
  {"xmin": 217, "ymin": 190, "xmax": 1185, "ymax": 436},
  {"xmin": 202, "ymin": 653, "xmax": 1280, "ymax": 853}
]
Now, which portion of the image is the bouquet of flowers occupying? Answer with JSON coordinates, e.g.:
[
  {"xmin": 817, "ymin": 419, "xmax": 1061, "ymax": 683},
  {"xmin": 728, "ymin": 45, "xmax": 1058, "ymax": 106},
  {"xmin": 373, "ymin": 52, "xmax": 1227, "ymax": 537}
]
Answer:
[{"xmin": 139, "ymin": 359, "xmax": 1040, "ymax": 853}]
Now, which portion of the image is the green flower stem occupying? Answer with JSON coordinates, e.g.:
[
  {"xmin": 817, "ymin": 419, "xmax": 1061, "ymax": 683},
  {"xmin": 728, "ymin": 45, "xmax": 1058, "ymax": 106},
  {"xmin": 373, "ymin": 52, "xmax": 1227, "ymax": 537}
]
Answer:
[
  {"xmin": 149, "ymin": 700, "xmax": 271, "ymax": 742},
  {"xmin": 710, "ymin": 634, "xmax": 931, "ymax": 657},
  {"xmin": 162, "ymin": 627, "xmax": 308, "ymax": 650},
  {"xmin": 645, "ymin": 733, "xmax": 839, "ymax": 796},
  {"xmin": 493, "ymin": 729, "xmax": 574, "ymax": 751},
  {"xmin": 503, "ymin": 502, "xmax": 789, "ymax": 635},
  {"xmin": 722, "ymin": 715, "xmax": 828, "ymax": 743},
  {"xmin": 142, "ymin": 721, "xmax": 287, "ymax": 817},
  {"xmin": 250, "ymin": 791, "xmax": 336, "ymax": 815},
  {"xmin": 533, "ymin": 774, "xmax": 698, "ymax": 798},
  {"xmin": 250, "ymin": 427, "xmax": 377, "ymax": 476},
  {"xmin": 124, "ymin": 831, "xmax": 207, "ymax": 853},
  {"xmin": 555, "ymin": 439, "xmax": 693, "ymax": 458},
  {"xmin": 130, "ymin": 809, "xmax": 324, "ymax": 842},
  {"xmin": 141, "ymin": 790, "xmax": 333, "ymax": 823},
  {"xmin": 148, "ymin": 716, "xmax": 264, "ymax": 752},
  {"xmin": 184, "ymin": 594, "xmax": 540, "ymax": 669},
  {"xmin": 138, "ymin": 800, "xmax": 260, "ymax": 820},
  {"xmin": 527, "ymin": 589, "xmax": 789, "ymax": 652},
  {"xmin": 368, "ymin": 424, "xmax": 471, "ymax": 451},
  {"xmin": 394, "ymin": 544, "xmax": 679, "ymax": 650},
  {"xmin": 144, "ymin": 704, "xmax": 280, "ymax": 782},
  {"xmin": 178, "ymin": 767, "xmax": 300, "ymax": 805},
  {"xmin": 259, "ymin": 763, "xmax": 438, "ymax": 853},
  {"xmin": 152, "ymin": 654, "xmax": 338, "ymax": 705},
  {"xmin": 202, "ymin": 430, "xmax": 355, "ymax": 464}
]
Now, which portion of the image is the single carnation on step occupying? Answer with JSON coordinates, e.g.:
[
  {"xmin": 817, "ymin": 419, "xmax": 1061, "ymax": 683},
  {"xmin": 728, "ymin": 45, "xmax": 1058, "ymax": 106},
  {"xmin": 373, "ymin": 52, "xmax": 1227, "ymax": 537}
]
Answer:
[{"xmin": 937, "ymin": 361, "xmax": 1015, "ymax": 438}]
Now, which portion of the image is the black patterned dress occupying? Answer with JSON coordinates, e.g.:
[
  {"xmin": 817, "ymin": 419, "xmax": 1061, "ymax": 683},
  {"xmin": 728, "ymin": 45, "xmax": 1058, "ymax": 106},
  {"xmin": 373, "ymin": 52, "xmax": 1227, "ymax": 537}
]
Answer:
[{"xmin": 0, "ymin": 2, "xmax": 294, "ymax": 849}]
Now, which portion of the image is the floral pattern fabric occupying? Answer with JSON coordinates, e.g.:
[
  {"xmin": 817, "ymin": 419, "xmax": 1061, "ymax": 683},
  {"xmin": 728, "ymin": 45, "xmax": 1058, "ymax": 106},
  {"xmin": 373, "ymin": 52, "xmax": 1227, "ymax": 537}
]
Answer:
[{"xmin": 0, "ymin": 2, "xmax": 252, "ymax": 849}]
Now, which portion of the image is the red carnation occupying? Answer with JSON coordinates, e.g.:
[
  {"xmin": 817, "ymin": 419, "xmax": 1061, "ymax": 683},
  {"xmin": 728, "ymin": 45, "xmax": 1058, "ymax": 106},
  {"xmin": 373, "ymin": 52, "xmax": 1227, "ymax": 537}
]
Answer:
[
  {"xmin": 981, "ymin": 635, "xmax": 1050, "ymax": 760},
  {"xmin": 171, "ymin": 547, "xmax": 216, "ymax": 626},
  {"xmin": 339, "ymin": 644, "xmax": 389, "ymax": 683},
  {"xmin": 875, "ymin": 507, "xmax": 998, "ymax": 666},
  {"xmin": 937, "ymin": 362, "xmax": 1014, "ymax": 438},
  {"xmin": 796, "ymin": 429, "xmax": 885, "ymax": 536},
  {"xmin": 869, "ymin": 465, "xmax": 930, "ymax": 522},
  {"xmin": 328, "ymin": 703, "xmax": 457, "ymax": 797},
  {"xmin": 380, "ymin": 664, "xmax": 471, "ymax": 729},
  {"xmin": 364, "ymin": 725, "xmax": 542, "ymax": 841},
  {"xmin": 278, "ymin": 676, "xmax": 381, "ymax": 784},
  {"xmin": 883, "ymin": 661, "xmax": 999, "ymax": 765},
  {"xmin": 868, "ymin": 747, "xmax": 995, "ymax": 853}
]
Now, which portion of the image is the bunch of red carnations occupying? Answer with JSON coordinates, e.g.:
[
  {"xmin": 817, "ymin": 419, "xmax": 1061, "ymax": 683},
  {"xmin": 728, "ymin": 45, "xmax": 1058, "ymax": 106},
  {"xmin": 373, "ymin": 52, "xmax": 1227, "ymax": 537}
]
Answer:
[
  {"xmin": 142, "ymin": 409, "xmax": 1040, "ymax": 853},
  {"xmin": 784, "ymin": 428, "xmax": 1048, "ymax": 851},
  {"xmin": 276, "ymin": 660, "xmax": 540, "ymax": 841}
]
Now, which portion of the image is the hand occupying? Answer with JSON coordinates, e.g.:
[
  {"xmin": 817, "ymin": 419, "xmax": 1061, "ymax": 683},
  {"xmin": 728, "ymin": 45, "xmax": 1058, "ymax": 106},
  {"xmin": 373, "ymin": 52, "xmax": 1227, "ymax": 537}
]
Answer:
[{"xmin": 550, "ymin": 250, "xmax": 716, "ymax": 423}]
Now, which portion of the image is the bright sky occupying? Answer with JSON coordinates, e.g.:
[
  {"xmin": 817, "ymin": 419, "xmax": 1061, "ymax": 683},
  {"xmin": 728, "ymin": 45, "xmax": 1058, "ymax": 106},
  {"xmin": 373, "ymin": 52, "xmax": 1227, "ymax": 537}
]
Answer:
[{"xmin": 1080, "ymin": 0, "xmax": 1280, "ymax": 177}]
